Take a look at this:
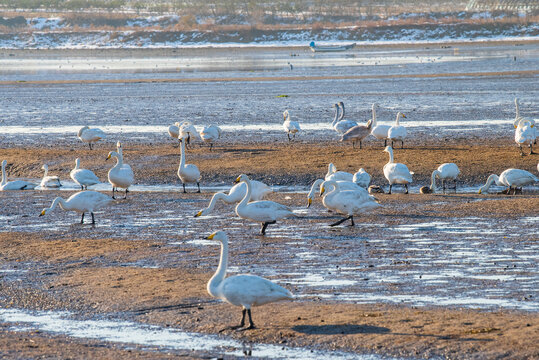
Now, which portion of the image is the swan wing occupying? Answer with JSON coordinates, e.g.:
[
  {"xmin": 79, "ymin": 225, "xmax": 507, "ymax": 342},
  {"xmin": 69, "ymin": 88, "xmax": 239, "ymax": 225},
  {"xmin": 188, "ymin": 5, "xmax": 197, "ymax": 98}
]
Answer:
[
  {"xmin": 388, "ymin": 125, "xmax": 406, "ymax": 140},
  {"xmin": 326, "ymin": 171, "xmax": 354, "ymax": 182},
  {"xmin": 384, "ymin": 163, "xmax": 413, "ymax": 184},
  {"xmin": 371, "ymin": 124, "xmax": 391, "ymax": 139},
  {"xmin": 334, "ymin": 120, "xmax": 358, "ymax": 134},
  {"xmin": 249, "ymin": 180, "xmax": 272, "ymax": 200},
  {"xmin": 239, "ymin": 200, "xmax": 293, "ymax": 222},
  {"xmin": 66, "ymin": 191, "xmax": 113, "ymax": 212},
  {"xmin": 501, "ymin": 169, "xmax": 538, "ymax": 187},
  {"xmin": 168, "ymin": 125, "xmax": 179, "ymax": 138},
  {"xmin": 221, "ymin": 274, "xmax": 293, "ymax": 307},
  {"xmin": 71, "ymin": 169, "xmax": 100, "ymax": 185},
  {"xmin": 0, "ymin": 180, "xmax": 37, "ymax": 191}
]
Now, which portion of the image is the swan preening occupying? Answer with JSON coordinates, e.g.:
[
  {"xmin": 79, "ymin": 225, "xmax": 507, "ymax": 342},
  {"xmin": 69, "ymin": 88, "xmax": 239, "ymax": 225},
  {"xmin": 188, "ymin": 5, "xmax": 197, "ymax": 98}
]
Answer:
[
  {"xmin": 78, "ymin": 126, "xmax": 105, "ymax": 150},
  {"xmin": 70, "ymin": 158, "xmax": 100, "ymax": 190},
  {"xmin": 353, "ymin": 168, "xmax": 371, "ymax": 189},
  {"xmin": 383, "ymin": 146, "xmax": 413, "ymax": 194},
  {"xmin": 320, "ymin": 180, "xmax": 381, "ymax": 226},
  {"xmin": 515, "ymin": 119, "xmax": 536, "ymax": 156},
  {"xmin": 195, "ymin": 180, "xmax": 272, "ymax": 217},
  {"xmin": 332, "ymin": 102, "xmax": 358, "ymax": 135},
  {"xmin": 0, "ymin": 160, "xmax": 37, "ymax": 191},
  {"xmin": 387, "ymin": 112, "xmax": 407, "ymax": 149},
  {"xmin": 40, "ymin": 164, "xmax": 62, "ymax": 188},
  {"xmin": 39, "ymin": 191, "xmax": 113, "ymax": 224},
  {"xmin": 479, "ymin": 168, "xmax": 538, "ymax": 195},
  {"xmin": 206, "ymin": 230, "xmax": 293, "ymax": 330},
  {"xmin": 283, "ymin": 110, "xmax": 301, "ymax": 141},
  {"xmin": 421, "ymin": 163, "xmax": 460, "ymax": 194},
  {"xmin": 325, "ymin": 163, "xmax": 353, "ymax": 182},
  {"xmin": 106, "ymin": 148, "xmax": 134, "ymax": 199},
  {"xmin": 234, "ymin": 174, "xmax": 295, "ymax": 235},
  {"xmin": 178, "ymin": 134, "xmax": 201, "ymax": 193},
  {"xmin": 169, "ymin": 121, "xmax": 200, "ymax": 148},
  {"xmin": 200, "ymin": 125, "xmax": 222, "ymax": 151},
  {"xmin": 307, "ymin": 178, "xmax": 362, "ymax": 207}
]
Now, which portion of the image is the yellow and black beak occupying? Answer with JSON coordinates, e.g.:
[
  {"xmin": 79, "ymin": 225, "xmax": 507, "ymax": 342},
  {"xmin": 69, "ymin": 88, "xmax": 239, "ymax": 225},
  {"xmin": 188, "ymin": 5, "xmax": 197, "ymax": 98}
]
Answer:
[
  {"xmin": 402, "ymin": 113, "xmax": 406, "ymax": 118},
  {"xmin": 39, "ymin": 210, "xmax": 45, "ymax": 217},
  {"xmin": 194, "ymin": 210, "xmax": 202, "ymax": 218},
  {"xmin": 206, "ymin": 232, "xmax": 216, "ymax": 240},
  {"xmin": 234, "ymin": 176, "xmax": 241, "ymax": 184},
  {"xmin": 320, "ymin": 186, "xmax": 325, "ymax": 196},
  {"xmin": 478, "ymin": 189, "xmax": 482, "ymax": 194},
  {"xmin": 307, "ymin": 198, "xmax": 312, "ymax": 208},
  {"xmin": 106, "ymin": 154, "xmax": 111, "ymax": 161}
]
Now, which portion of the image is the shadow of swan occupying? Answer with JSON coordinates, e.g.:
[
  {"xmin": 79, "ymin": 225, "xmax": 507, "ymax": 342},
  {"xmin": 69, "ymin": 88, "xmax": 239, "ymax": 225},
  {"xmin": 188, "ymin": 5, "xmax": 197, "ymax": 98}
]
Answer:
[{"xmin": 292, "ymin": 324, "xmax": 390, "ymax": 335}]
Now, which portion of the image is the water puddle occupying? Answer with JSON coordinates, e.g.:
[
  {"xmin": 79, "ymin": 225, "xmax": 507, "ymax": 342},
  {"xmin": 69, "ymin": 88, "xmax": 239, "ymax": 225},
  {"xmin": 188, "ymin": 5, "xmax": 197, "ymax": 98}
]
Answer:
[{"xmin": 0, "ymin": 308, "xmax": 392, "ymax": 360}]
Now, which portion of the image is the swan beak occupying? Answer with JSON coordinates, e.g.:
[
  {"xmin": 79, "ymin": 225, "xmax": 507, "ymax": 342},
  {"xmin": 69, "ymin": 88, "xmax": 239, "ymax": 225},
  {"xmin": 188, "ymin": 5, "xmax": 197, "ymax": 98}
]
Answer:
[
  {"xmin": 234, "ymin": 176, "xmax": 241, "ymax": 184},
  {"xmin": 478, "ymin": 189, "xmax": 482, "ymax": 194},
  {"xmin": 39, "ymin": 210, "xmax": 45, "ymax": 217},
  {"xmin": 206, "ymin": 233, "xmax": 216, "ymax": 240},
  {"xmin": 320, "ymin": 186, "xmax": 325, "ymax": 196},
  {"xmin": 106, "ymin": 154, "xmax": 111, "ymax": 160},
  {"xmin": 194, "ymin": 211, "xmax": 202, "ymax": 218},
  {"xmin": 402, "ymin": 114, "xmax": 406, "ymax": 118},
  {"xmin": 307, "ymin": 198, "xmax": 312, "ymax": 208}
]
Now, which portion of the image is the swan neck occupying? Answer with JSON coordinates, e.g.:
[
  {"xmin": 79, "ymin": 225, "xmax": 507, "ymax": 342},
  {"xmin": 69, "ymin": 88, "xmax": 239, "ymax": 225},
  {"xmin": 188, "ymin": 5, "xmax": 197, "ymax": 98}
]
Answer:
[
  {"xmin": 481, "ymin": 174, "xmax": 498, "ymax": 192},
  {"xmin": 50, "ymin": 197, "xmax": 68, "ymax": 212},
  {"xmin": 339, "ymin": 104, "xmax": 345, "ymax": 120},
  {"xmin": 430, "ymin": 171, "xmax": 439, "ymax": 191},
  {"xmin": 515, "ymin": 98, "xmax": 520, "ymax": 118},
  {"xmin": 208, "ymin": 239, "xmax": 228, "ymax": 295},
  {"xmin": 206, "ymin": 192, "xmax": 226, "ymax": 212},
  {"xmin": 395, "ymin": 113, "xmax": 400, "ymax": 125},
  {"xmin": 43, "ymin": 166, "xmax": 48, "ymax": 177},
  {"xmin": 115, "ymin": 153, "xmax": 123, "ymax": 168},
  {"xmin": 372, "ymin": 105, "xmax": 377, "ymax": 126},
  {"xmin": 332, "ymin": 106, "xmax": 339, "ymax": 125},
  {"xmin": 74, "ymin": 159, "xmax": 80, "ymax": 170},
  {"xmin": 387, "ymin": 148, "xmax": 394, "ymax": 164},
  {"xmin": 237, "ymin": 178, "xmax": 252, "ymax": 209},
  {"xmin": 1, "ymin": 161, "xmax": 6, "ymax": 186},
  {"xmin": 308, "ymin": 179, "xmax": 324, "ymax": 200},
  {"xmin": 179, "ymin": 140, "xmax": 186, "ymax": 169}
]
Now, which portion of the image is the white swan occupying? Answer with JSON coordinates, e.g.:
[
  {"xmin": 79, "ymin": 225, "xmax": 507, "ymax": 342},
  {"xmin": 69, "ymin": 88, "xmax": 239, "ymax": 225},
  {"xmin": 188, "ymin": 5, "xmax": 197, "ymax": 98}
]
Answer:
[
  {"xmin": 325, "ymin": 163, "xmax": 354, "ymax": 182},
  {"xmin": 206, "ymin": 230, "xmax": 293, "ymax": 330},
  {"xmin": 425, "ymin": 163, "xmax": 460, "ymax": 194},
  {"xmin": 283, "ymin": 110, "xmax": 301, "ymax": 141},
  {"xmin": 178, "ymin": 134, "xmax": 201, "ymax": 193},
  {"xmin": 479, "ymin": 168, "xmax": 538, "ymax": 195},
  {"xmin": 40, "ymin": 164, "xmax": 62, "ymax": 188},
  {"xmin": 332, "ymin": 102, "xmax": 358, "ymax": 135},
  {"xmin": 106, "ymin": 150, "xmax": 134, "ymax": 199},
  {"xmin": 353, "ymin": 168, "xmax": 371, "ymax": 189},
  {"xmin": 70, "ymin": 158, "xmax": 99, "ymax": 190},
  {"xmin": 39, "ymin": 191, "xmax": 113, "ymax": 224},
  {"xmin": 370, "ymin": 103, "xmax": 391, "ymax": 146},
  {"xmin": 195, "ymin": 180, "xmax": 272, "ymax": 217},
  {"xmin": 307, "ymin": 178, "xmax": 361, "ymax": 208},
  {"xmin": 168, "ymin": 122, "xmax": 181, "ymax": 146},
  {"xmin": 235, "ymin": 174, "xmax": 295, "ymax": 235},
  {"xmin": 78, "ymin": 126, "xmax": 106, "ymax": 150},
  {"xmin": 200, "ymin": 124, "xmax": 222, "ymax": 151},
  {"xmin": 0, "ymin": 160, "xmax": 37, "ymax": 191},
  {"xmin": 515, "ymin": 119, "xmax": 536, "ymax": 156},
  {"xmin": 387, "ymin": 112, "xmax": 407, "ymax": 149},
  {"xmin": 514, "ymin": 98, "xmax": 536, "ymax": 145},
  {"xmin": 179, "ymin": 121, "xmax": 200, "ymax": 148},
  {"xmin": 320, "ymin": 180, "xmax": 381, "ymax": 226},
  {"xmin": 383, "ymin": 146, "xmax": 413, "ymax": 194}
]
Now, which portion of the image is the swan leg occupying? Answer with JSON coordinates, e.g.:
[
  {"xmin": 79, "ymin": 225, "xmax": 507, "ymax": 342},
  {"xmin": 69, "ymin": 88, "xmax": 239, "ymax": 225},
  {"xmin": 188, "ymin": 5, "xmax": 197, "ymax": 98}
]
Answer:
[
  {"xmin": 182, "ymin": 183, "xmax": 186, "ymax": 193},
  {"xmin": 260, "ymin": 221, "xmax": 276, "ymax": 235},
  {"xmin": 519, "ymin": 145, "xmax": 524, "ymax": 156},
  {"xmin": 388, "ymin": 184, "xmax": 392, "ymax": 194},
  {"xmin": 80, "ymin": 185, "xmax": 84, "ymax": 190},
  {"xmin": 244, "ymin": 309, "xmax": 255, "ymax": 330},
  {"xmin": 88, "ymin": 143, "xmax": 92, "ymax": 150},
  {"xmin": 404, "ymin": 184, "xmax": 409, "ymax": 194},
  {"xmin": 196, "ymin": 182, "xmax": 201, "ymax": 193},
  {"xmin": 124, "ymin": 188, "xmax": 128, "ymax": 199},
  {"xmin": 530, "ymin": 143, "xmax": 535, "ymax": 155},
  {"xmin": 401, "ymin": 140, "xmax": 404, "ymax": 149},
  {"xmin": 91, "ymin": 212, "xmax": 95, "ymax": 225},
  {"xmin": 80, "ymin": 213, "xmax": 85, "ymax": 224},
  {"xmin": 330, "ymin": 216, "xmax": 352, "ymax": 227},
  {"xmin": 359, "ymin": 140, "xmax": 362, "ymax": 149},
  {"xmin": 384, "ymin": 139, "xmax": 387, "ymax": 147},
  {"xmin": 442, "ymin": 179, "xmax": 446, "ymax": 194},
  {"xmin": 287, "ymin": 133, "xmax": 291, "ymax": 142},
  {"xmin": 349, "ymin": 216, "xmax": 355, "ymax": 227},
  {"xmin": 111, "ymin": 187, "xmax": 116, "ymax": 199},
  {"xmin": 209, "ymin": 143, "xmax": 213, "ymax": 151}
]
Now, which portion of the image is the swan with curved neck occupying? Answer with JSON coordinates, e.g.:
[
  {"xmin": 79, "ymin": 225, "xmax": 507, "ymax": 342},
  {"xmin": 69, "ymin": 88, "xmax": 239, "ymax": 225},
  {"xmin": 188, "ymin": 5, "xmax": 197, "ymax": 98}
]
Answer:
[
  {"xmin": 78, "ymin": 126, "xmax": 105, "ymax": 150},
  {"xmin": 206, "ymin": 230, "xmax": 293, "ymax": 330},
  {"xmin": 106, "ymin": 150, "xmax": 134, "ymax": 199},
  {"xmin": 427, "ymin": 163, "xmax": 460, "ymax": 194},
  {"xmin": 40, "ymin": 164, "xmax": 62, "ymax": 188},
  {"xmin": 387, "ymin": 112, "xmax": 407, "ymax": 149},
  {"xmin": 383, "ymin": 146, "xmax": 413, "ymax": 194},
  {"xmin": 70, "ymin": 158, "xmax": 99, "ymax": 190},
  {"xmin": 195, "ymin": 180, "xmax": 272, "ymax": 217},
  {"xmin": 39, "ymin": 191, "xmax": 113, "ymax": 224},
  {"xmin": 283, "ymin": 110, "xmax": 301, "ymax": 141},
  {"xmin": 200, "ymin": 124, "xmax": 222, "ymax": 151},
  {"xmin": 235, "ymin": 174, "xmax": 294, "ymax": 235},
  {"xmin": 514, "ymin": 98, "xmax": 536, "ymax": 146},
  {"xmin": 479, "ymin": 168, "xmax": 538, "ymax": 194},
  {"xmin": 307, "ymin": 178, "xmax": 361, "ymax": 208},
  {"xmin": 332, "ymin": 102, "xmax": 358, "ymax": 135},
  {"xmin": 320, "ymin": 180, "xmax": 381, "ymax": 226},
  {"xmin": 0, "ymin": 160, "xmax": 37, "ymax": 191},
  {"xmin": 178, "ymin": 134, "xmax": 201, "ymax": 193}
]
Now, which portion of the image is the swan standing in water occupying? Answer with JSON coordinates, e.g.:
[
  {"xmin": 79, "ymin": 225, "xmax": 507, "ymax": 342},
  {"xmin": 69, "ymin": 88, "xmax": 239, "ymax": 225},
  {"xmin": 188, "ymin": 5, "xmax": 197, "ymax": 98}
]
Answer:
[
  {"xmin": 307, "ymin": 178, "xmax": 362, "ymax": 208},
  {"xmin": 282, "ymin": 110, "xmax": 301, "ymax": 141},
  {"xmin": 515, "ymin": 119, "xmax": 536, "ymax": 156},
  {"xmin": 206, "ymin": 230, "xmax": 293, "ymax": 330},
  {"xmin": 387, "ymin": 112, "xmax": 407, "ymax": 149},
  {"xmin": 178, "ymin": 134, "xmax": 201, "ymax": 193},
  {"xmin": 383, "ymin": 146, "xmax": 413, "ymax": 194},
  {"xmin": 78, "ymin": 126, "xmax": 106, "ymax": 150},
  {"xmin": 39, "ymin": 191, "xmax": 113, "ymax": 224},
  {"xmin": 195, "ymin": 180, "xmax": 272, "ymax": 217},
  {"xmin": 200, "ymin": 125, "xmax": 222, "ymax": 151},
  {"xmin": 0, "ymin": 160, "xmax": 37, "ymax": 190},
  {"xmin": 235, "ymin": 174, "xmax": 295, "ymax": 235},
  {"xmin": 40, "ymin": 164, "xmax": 62, "ymax": 188},
  {"xmin": 106, "ymin": 150, "xmax": 134, "ymax": 199},
  {"xmin": 325, "ymin": 163, "xmax": 354, "ymax": 182},
  {"xmin": 421, "ymin": 163, "xmax": 460, "ymax": 194},
  {"xmin": 70, "ymin": 158, "xmax": 100, "ymax": 190},
  {"xmin": 353, "ymin": 168, "xmax": 371, "ymax": 189},
  {"xmin": 320, "ymin": 180, "xmax": 381, "ymax": 226},
  {"xmin": 479, "ymin": 168, "xmax": 538, "ymax": 195},
  {"xmin": 332, "ymin": 102, "xmax": 358, "ymax": 135}
]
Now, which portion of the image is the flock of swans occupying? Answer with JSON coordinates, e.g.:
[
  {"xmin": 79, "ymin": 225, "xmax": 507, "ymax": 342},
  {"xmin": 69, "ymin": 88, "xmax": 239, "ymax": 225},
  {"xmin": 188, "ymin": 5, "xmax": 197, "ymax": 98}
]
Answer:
[{"xmin": 1, "ymin": 99, "xmax": 538, "ymax": 329}]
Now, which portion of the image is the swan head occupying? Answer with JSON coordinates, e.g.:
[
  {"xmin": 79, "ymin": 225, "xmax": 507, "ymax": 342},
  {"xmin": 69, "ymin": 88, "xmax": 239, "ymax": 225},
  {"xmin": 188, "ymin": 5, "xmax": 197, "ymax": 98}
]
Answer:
[
  {"xmin": 106, "ymin": 151, "xmax": 118, "ymax": 161},
  {"xmin": 39, "ymin": 208, "xmax": 50, "ymax": 217},
  {"xmin": 194, "ymin": 209, "xmax": 204, "ymax": 218},
  {"xmin": 307, "ymin": 197, "xmax": 312, "ymax": 208},
  {"xmin": 179, "ymin": 133, "xmax": 189, "ymax": 142},
  {"xmin": 206, "ymin": 230, "xmax": 228, "ymax": 243},
  {"xmin": 283, "ymin": 110, "xmax": 289, "ymax": 120},
  {"xmin": 419, "ymin": 186, "xmax": 432, "ymax": 194},
  {"xmin": 234, "ymin": 174, "xmax": 249, "ymax": 184},
  {"xmin": 399, "ymin": 112, "xmax": 406, "ymax": 118},
  {"xmin": 42, "ymin": 164, "xmax": 48, "ymax": 171}
]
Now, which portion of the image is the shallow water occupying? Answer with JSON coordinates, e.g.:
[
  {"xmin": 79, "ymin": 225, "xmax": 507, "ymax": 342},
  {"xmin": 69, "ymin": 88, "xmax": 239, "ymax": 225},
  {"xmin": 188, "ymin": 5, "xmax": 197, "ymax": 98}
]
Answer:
[{"xmin": 0, "ymin": 308, "xmax": 393, "ymax": 360}]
